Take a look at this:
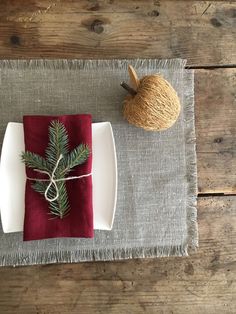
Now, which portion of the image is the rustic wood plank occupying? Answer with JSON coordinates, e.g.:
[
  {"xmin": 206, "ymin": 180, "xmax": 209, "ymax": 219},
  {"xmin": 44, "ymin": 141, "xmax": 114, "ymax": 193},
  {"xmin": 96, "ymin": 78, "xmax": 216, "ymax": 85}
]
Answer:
[
  {"xmin": 0, "ymin": 2, "xmax": 235, "ymax": 314},
  {"xmin": 0, "ymin": 196, "xmax": 235, "ymax": 314},
  {"xmin": 195, "ymin": 68, "xmax": 236, "ymax": 194},
  {"xmin": 0, "ymin": 1, "xmax": 235, "ymax": 66}
]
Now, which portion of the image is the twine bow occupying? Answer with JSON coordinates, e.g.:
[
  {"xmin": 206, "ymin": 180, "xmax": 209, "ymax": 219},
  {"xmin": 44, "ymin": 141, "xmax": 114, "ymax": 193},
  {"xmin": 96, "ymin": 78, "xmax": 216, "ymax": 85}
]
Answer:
[{"xmin": 27, "ymin": 154, "xmax": 92, "ymax": 203}]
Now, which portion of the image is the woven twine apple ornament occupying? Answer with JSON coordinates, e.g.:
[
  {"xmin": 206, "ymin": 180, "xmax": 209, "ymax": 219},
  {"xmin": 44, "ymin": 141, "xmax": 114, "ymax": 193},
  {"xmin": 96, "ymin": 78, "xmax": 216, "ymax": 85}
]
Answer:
[{"xmin": 121, "ymin": 65, "xmax": 181, "ymax": 131}]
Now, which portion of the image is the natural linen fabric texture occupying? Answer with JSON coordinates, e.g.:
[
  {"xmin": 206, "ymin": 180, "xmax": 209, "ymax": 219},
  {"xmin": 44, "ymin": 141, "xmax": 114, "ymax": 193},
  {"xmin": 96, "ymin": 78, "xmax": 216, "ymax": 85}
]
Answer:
[{"xmin": 0, "ymin": 59, "xmax": 197, "ymax": 266}]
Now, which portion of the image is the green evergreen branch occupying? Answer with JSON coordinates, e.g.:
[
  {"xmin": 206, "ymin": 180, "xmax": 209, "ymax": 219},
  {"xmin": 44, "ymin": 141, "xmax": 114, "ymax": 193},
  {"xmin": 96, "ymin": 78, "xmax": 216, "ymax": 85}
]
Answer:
[
  {"xmin": 49, "ymin": 181, "xmax": 70, "ymax": 219},
  {"xmin": 32, "ymin": 181, "xmax": 48, "ymax": 195},
  {"xmin": 62, "ymin": 144, "xmax": 90, "ymax": 175},
  {"xmin": 45, "ymin": 120, "xmax": 69, "ymax": 168},
  {"xmin": 21, "ymin": 151, "xmax": 51, "ymax": 172},
  {"xmin": 21, "ymin": 120, "xmax": 90, "ymax": 219}
]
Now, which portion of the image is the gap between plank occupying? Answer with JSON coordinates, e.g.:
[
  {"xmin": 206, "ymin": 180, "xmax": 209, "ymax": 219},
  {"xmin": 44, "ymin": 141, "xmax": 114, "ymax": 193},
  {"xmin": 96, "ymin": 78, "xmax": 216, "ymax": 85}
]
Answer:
[
  {"xmin": 186, "ymin": 64, "xmax": 236, "ymax": 70},
  {"xmin": 198, "ymin": 193, "xmax": 236, "ymax": 197}
]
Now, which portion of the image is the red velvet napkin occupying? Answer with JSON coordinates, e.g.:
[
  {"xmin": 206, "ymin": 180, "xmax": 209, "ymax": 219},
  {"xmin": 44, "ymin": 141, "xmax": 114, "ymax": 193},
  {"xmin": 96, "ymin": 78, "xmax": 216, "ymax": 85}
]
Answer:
[{"xmin": 23, "ymin": 114, "xmax": 94, "ymax": 241}]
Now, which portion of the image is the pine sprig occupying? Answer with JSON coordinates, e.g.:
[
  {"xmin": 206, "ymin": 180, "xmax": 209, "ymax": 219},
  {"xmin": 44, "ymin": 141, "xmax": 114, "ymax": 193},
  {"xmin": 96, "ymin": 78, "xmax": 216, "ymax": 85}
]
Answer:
[
  {"xmin": 45, "ymin": 120, "xmax": 69, "ymax": 167},
  {"xmin": 22, "ymin": 120, "xmax": 90, "ymax": 219},
  {"xmin": 62, "ymin": 144, "xmax": 90, "ymax": 175},
  {"xmin": 33, "ymin": 180, "xmax": 70, "ymax": 219},
  {"xmin": 21, "ymin": 151, "xmax": 51, "ymax": 172},
  {"xmin": 32, "ymin": 181, "xmax": 48, "ymax": 195},
  {"xmin": 49, "ymin": 181, "xmax": 70, "ymax": 218}
]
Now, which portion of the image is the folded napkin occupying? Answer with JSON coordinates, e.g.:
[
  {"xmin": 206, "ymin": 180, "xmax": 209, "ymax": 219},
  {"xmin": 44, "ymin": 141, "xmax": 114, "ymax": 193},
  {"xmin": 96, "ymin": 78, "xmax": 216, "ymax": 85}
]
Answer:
[{"xmin": 23, "ymin": 114, "xmax": 93, "ymax": 241}]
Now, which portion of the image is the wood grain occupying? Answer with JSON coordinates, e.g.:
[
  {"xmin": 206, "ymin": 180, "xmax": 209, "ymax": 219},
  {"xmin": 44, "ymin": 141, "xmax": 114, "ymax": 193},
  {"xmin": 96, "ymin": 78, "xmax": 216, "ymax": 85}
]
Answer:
[
  {"xmin": 0, "ymin": 2, "xmax": 235, "ymax": 313},
  {"xmin": 0, "ymin": 1, "xmax": 235, "ymax": 66},
  {"xmin": 0, "ymin": 196, "xmax": 235, "ymax": 314},
  {"xmin": 195, "ymin": 68, "xmax": 236, "ymax": 194}
]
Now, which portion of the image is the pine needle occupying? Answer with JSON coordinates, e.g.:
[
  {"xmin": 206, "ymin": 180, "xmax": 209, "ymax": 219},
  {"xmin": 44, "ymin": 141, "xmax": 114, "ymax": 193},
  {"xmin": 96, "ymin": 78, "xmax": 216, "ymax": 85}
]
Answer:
[{"xmin": 21, "ymin": 151, "xmax": 50, "ymax": 172}]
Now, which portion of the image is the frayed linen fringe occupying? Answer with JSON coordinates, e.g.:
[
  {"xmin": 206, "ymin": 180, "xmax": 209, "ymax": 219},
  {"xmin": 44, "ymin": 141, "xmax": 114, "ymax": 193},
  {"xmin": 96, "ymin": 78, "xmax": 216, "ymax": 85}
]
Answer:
[
  {"xmin": 183, "ymin": 69, "xmax": 198, "ymax": 251},
  {"xmin": 0, "ymin": 58, "xmax": 186, "ymax": 71},
  {"xmin": 1, "ymin": 245, "xmax": 189, "ymax": 267}
]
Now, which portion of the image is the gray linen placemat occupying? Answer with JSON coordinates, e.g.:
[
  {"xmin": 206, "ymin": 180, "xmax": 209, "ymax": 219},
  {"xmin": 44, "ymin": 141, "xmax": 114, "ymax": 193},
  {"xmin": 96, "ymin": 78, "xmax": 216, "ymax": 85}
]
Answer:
[{"xmin": 0, "ymin": 59, "xmax": 197, "ymax": 266}]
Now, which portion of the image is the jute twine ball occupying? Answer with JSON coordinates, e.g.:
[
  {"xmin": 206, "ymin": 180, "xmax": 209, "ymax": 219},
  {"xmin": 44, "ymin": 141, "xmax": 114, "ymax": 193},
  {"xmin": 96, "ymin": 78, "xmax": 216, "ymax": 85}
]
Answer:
[{"xmin": 121, "ymin": 65, "xmax": 181, "ymax": 131}]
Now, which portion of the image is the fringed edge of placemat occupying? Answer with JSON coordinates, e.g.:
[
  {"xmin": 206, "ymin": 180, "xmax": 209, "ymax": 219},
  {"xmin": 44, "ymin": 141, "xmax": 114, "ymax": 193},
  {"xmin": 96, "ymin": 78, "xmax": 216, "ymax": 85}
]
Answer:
[
  {"xmin": 0, "ymin": 59, "xmax": 198, "ymax": 266},
  {"xmin": 0, "ymin": 58, "xmax": 186, "ymax": 71},
  {"xmin": 183, "ymin": 70, "xmax": 198, "ymax": 252},
  {"xmin": 1, "ymin": 245, "xmax": 190, "ymax": 266}
]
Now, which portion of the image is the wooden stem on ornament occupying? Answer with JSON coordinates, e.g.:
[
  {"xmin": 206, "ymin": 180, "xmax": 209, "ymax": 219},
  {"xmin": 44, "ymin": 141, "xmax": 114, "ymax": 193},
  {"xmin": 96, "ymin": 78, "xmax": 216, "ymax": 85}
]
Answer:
[{"xmin": 120, "ymin": 82, "xmax": 137, "ymax": 96}]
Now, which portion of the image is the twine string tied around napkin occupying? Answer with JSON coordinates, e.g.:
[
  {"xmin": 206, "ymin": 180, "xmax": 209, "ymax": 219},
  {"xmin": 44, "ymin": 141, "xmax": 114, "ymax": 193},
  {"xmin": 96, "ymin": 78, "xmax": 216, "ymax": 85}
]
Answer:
[{"xmin": 27, "ymin": 154, "xmax": 92, "ymax": 202}]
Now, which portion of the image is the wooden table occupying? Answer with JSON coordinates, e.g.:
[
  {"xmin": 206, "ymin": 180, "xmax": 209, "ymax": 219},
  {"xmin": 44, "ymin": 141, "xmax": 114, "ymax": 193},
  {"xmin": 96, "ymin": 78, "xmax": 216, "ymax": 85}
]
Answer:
[{"xmin": 0, "ymin": 1, "xmax": 235, "ymax": 313}]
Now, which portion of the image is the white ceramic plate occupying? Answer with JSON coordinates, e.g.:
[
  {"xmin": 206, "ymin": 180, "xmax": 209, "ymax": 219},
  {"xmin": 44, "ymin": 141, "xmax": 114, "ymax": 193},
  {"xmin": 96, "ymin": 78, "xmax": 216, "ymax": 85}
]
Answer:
[{"xmin": 0, "ymin": 122, "xmax": 117, "ymax": 233}]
